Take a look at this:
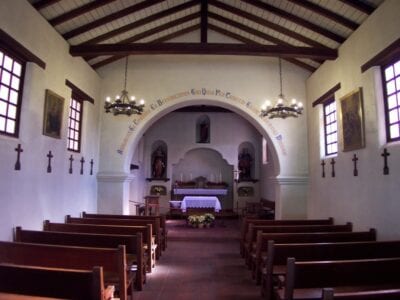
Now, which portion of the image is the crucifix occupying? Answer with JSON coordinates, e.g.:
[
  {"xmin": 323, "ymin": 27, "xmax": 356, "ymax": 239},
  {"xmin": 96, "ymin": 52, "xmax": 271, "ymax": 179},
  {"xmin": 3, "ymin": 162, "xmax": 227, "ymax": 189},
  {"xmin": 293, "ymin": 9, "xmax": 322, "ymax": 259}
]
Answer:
[
  {"xmin": 69, "ymin": 155, "xmax": 74, "ymax": 174},
  {"xmin": 47, "ymin": 151, "xmax": 53, "ymax": 173},
  {"xmin": 330, "ymin": 158, "xmax": 336, "ymax": 177},
  {"xmin": 321, "ymin": 160, "xmax": 325, "ymax": 178},
  {"xmin": 14, "ymin": 144, "xmax": 23, "ymax": 171},
  {"xmin": 80, "ymin": 157, "xmax": 85, "ymax": 175},
  {"xmin": 90, "ymin": 159, "xmax": 94, "ymax": 175},
  {"xmin": 381, "ymin": 148, "xmax": 390, "ymax": 175},
  {"xmin": 352, "ymin": 154, "xmax": 358, "ymax": 176}
]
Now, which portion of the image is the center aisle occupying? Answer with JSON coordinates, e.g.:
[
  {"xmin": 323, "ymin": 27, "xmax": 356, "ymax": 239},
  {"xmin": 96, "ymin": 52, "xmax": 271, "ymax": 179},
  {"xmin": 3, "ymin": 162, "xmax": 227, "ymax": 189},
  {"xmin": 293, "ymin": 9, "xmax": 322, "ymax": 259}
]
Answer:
[{"xmin": 132, "ymin": 218, "xmax": 261, "ymax": 300}]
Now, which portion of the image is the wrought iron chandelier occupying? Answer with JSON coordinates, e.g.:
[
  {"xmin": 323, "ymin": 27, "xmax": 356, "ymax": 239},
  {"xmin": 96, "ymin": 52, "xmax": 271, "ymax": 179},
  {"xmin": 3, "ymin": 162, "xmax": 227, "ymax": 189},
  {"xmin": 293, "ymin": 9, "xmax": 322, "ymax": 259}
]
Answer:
[
  {"xmin": 104, "ymin": 56, "xmax": 145, "ymax": 116},
  {"xmin": 260, "ymin": 58, "xmax": 303, "ymax": 119}
]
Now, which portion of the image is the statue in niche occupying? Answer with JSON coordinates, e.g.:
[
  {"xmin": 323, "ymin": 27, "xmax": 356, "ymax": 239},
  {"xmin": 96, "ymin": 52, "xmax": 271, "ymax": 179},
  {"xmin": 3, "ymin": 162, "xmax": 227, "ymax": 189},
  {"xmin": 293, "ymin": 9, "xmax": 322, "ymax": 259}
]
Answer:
[
  {"xmin": 238, "ymin": 148, "xmax": 252, "ymax": 180},
  {"xmin": 152, "ymin": 147, "xmax": 166, "ymax": 178},
  {"xmin": 198, "ymin": 121, "xmax": 210, "ymax": 143}
]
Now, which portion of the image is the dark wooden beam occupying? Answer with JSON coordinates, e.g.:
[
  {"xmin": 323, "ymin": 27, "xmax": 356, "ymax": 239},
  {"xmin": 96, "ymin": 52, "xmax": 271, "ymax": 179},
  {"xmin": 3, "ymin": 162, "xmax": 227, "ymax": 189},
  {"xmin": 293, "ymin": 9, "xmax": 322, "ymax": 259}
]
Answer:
[
  {"xmin": 0, "ymin": 29, "xmax": 46, "ymax": 69},
  {"xmin": 49, "ymin": 0, "xmax": 118, "ymax": 26},
  {"xmin": 200, "ymin": 0, "xmax": 208, "ymax": 43},
  {"xmin": 71, "ymin": 42, "xmax": 337, "ymax": 59},
  {"xmin": 62, "ymin": 0, "xmax": 165, "ymax": 40},
  {"xmin": 338, "ymin": 0, "xmax": 375, "ymax": 15},
  {"xmin": 81, "ymin": 0, "xmax": 199, "ymax": 45},
  {"xmin": 312, "ymin": 83, "xmax": 341, "ymax": 107},
  {"xmin": 209, "ymin": 12, "xmax": 323, "ymax": 64},
  {"xmin": 91, "ymin": 25, "xmax": 200, "ymax": 69},
  {"xmin": 287, "ymin": 0, "xmax": 358, "ymax": 30},
  {"xmin": 84, "ymin": 12, "xmax": 200, "ymax": 60},
  {"xmin": 242, "ymin": 0, "xmax": 345, "ymax": 43},
  {"xmin": 209, "ymin": 0, "xmax": 328, "ymax": 49},
  {"xmin": 32, "ymin": 0, "xmax": 61, "ymax": 10},
  {"xmin": 209, "ymin": 24, "xmax": 317, "ymax": 73}
]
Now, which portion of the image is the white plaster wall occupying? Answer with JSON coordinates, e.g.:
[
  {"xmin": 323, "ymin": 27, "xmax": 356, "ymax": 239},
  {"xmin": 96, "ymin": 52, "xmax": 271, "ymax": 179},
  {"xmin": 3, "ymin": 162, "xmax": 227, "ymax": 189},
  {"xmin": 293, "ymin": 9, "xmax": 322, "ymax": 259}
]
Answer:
[
  {"xmin": 97, "ymin": 52, "xmax": 310, "ymax": 217},
  {"xmin": 0, "ymin": 0, "xmax": 101, "ymax": 240},
  {"xmin": 306, "ymin": 0, "xmax": 400, "ymax": 239}
]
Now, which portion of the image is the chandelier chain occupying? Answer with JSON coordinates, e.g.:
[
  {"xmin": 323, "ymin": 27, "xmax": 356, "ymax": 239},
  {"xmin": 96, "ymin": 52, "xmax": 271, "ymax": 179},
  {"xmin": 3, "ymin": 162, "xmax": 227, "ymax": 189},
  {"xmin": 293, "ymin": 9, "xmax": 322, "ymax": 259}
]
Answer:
[
  {"xmin": 124, "ymin": 56, "xmax": 128, "ymax": 91},
  {"xmin": 279, "ymin": 57, "xmax": 283, "ymax": 96}
]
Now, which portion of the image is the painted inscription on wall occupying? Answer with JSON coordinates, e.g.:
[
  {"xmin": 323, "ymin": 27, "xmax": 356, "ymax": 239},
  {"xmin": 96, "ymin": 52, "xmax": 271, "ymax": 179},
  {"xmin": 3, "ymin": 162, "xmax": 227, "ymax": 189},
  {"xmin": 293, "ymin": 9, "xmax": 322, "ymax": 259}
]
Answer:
[{"xmin": 117, "ymin": 88, "xmax": 287, "ymax": 155}]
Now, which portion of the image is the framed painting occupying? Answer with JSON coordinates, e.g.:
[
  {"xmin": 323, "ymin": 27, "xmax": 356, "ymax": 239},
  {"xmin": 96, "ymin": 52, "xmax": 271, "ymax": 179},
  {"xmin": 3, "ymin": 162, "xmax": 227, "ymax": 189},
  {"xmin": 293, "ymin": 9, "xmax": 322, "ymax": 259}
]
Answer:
[
  {"xmin": 43, "ymin": 89, "xmax": 64, "ymax": 139},
  {"xmin": 340, "ymin": 88, "xmax": 365, "ymax": 151}
]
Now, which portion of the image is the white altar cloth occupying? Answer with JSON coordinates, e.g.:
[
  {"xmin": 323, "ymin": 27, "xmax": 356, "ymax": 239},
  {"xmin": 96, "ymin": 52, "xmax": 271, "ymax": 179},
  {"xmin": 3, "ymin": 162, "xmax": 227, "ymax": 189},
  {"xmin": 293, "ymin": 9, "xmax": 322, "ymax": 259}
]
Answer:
[
  {"xmin": 181, "ymin": 196, "xmax": 222, "ymax": 212},
  {"xmin": 174, "ymin": 188, "xmax": 227, "ymax": 196}
]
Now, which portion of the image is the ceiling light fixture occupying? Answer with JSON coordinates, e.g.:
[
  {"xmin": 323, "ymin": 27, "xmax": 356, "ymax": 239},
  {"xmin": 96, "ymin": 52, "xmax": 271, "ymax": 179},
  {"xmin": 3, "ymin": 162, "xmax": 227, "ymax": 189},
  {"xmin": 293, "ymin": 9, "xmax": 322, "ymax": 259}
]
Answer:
[
  {"xmin": 104, "ymin": 56, "xmax": 145, "ymax": 116},
  {"xmin": 260, "ymin": 57, "xmax": 303, "ymax": 119}
]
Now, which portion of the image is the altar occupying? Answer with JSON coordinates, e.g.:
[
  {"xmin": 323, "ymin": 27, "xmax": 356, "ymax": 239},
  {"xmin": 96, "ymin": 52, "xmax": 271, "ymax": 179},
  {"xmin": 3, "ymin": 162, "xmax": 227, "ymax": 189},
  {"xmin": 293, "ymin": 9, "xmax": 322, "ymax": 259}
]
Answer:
[{"xmin": 180, "ymin": 196, "xmax": 222, "ymax": 213}]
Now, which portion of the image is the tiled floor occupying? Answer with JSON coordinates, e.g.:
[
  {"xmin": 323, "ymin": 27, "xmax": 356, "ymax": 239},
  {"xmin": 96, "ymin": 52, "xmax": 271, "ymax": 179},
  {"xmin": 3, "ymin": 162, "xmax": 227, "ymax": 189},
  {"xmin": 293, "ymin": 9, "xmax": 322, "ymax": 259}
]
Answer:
[{"xmin": 132, "ymin": 218, "xmax": 262, "ymax": 300}]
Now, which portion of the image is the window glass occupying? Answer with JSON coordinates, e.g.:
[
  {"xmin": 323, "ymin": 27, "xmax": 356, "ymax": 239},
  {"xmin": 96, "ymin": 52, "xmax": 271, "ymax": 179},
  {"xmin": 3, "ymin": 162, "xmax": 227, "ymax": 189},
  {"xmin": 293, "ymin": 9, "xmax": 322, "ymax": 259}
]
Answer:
[
  {"xmin": 323, "ymin": 99, "xmax": 338, "ymax": 156},
  {"xmin": 383, "ymin": 59, "xmax": 400, "ymax": 142}
]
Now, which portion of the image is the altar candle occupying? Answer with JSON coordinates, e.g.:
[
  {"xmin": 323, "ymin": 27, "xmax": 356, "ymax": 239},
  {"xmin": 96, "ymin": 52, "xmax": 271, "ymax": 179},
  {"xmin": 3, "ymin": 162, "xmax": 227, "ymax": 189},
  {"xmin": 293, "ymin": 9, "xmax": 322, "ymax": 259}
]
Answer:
[
  {"xmin": 190, "ymin": 173, "xmax": 193, "ymax": 181},
  {"xmin": 219, "ymin": 172, "xmax": 222, "ymax": 183},
  {"xmin": 180, "ymin": 173, "xmax": 183, "ymax": 182}
]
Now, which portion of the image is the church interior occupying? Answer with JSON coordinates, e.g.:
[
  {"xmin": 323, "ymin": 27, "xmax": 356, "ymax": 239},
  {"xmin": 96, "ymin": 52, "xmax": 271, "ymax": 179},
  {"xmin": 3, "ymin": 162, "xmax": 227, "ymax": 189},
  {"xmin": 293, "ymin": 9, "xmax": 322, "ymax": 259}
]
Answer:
[{"xmin": 1, "ymin": 0, "xmax": 400, "ymax": 298}]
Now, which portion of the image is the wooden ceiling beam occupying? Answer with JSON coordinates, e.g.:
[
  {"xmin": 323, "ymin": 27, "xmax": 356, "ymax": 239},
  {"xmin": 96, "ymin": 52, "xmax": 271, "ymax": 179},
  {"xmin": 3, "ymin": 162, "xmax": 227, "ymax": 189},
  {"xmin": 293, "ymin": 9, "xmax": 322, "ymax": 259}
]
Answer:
[
  {"xmin": 91, "ymin": 25, "xmax": 201, "ymax": 69},
  {"xmin": 81, "ymin": 0, "xmax": 199, "ymax": 45},
  {"xmin": 200, "ymin": 0, "xmax": 208, "ymax": 43},
  {"xmin": 62, "ymin": 0, "xmax": 165, "ymax": 40},
  {"xmin": 209, "ymin": 24, "xmax": 317, "ymax": 73},
  {"xmin": 49, "ymin": 0, "xmax": 118, "ymax": 26},
  {"xmin": 338, "ymin": 0, "xmax": 375, "ymax": 15},
  {"xmin": 287, "ymin": 0, "xmax": 358, "ymax": 30},
  {"xmin": 242, "ymin": 0, "xmax": 345, "ymax": 43},
  {"xmin": 209, "ymin": 0, "xmax": 328, "ymax": 49},
  {"xmin": 71, "ymin": 42, "xmax": 337, "ymax": 60},
  {"xmin": 32, "ymin": 0, "xmax": 61, "ymax": 10},
  {"xmin": 209, "ymin": 12, "xmax": 323, "ymax": 64}
]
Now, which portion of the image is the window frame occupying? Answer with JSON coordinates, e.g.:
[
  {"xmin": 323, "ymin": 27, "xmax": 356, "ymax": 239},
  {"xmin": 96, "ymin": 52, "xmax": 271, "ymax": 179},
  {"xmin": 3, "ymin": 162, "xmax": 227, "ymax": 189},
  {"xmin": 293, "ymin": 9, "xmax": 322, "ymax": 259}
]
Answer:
[
  {"xmin": 323, "ymin": 97, "xmax": 338, "ymax": 156},
  {"xmin": 382, "ymin": 57, "xmax": 400, "ymax": 143},
  {"xmin": 67, "ymin": 93, "xmax": 83, "ymax": 153},
  {"xmin": 0, "ymin": 46, "xmax": 26, "ymax": 138}
]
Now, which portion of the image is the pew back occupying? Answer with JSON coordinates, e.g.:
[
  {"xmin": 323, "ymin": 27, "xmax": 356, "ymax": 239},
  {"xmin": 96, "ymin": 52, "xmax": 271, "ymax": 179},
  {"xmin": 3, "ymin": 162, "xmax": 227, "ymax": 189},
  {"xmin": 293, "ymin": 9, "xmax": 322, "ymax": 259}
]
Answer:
[
  {"xmin": 322, "ymin": 287, "xmax": 400, "ymax": 300},
  {"xmin": 0, "ymin": 263, "xmax": 105, "ymax": 300}
]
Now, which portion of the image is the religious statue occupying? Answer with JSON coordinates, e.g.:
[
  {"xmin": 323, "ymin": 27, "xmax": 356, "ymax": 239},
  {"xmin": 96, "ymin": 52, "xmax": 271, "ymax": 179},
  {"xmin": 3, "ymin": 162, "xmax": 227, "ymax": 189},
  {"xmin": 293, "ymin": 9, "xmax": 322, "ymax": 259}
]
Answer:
[
  {"xmin": 152, "ymin": 147, "xmax": 166, "ymax": 178},
  {"xmin": 199, "ymin": 121, "xmax": 210, "ymax": 143},
  {"xmin": 238, "ymin": 148, "xmax": 252, "ymax": 180}
]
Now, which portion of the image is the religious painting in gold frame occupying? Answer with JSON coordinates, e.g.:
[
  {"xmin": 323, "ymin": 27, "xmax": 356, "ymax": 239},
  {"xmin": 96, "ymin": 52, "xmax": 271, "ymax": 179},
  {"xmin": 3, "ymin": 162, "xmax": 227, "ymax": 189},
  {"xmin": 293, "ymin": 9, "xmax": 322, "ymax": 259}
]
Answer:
[
  {"xmin": 340, "ymin": 88, "xmax": 365, "ymax": 152},
  {"xmin": 43, "ymin": 89, "xmax": 64, "ymax": 139}
]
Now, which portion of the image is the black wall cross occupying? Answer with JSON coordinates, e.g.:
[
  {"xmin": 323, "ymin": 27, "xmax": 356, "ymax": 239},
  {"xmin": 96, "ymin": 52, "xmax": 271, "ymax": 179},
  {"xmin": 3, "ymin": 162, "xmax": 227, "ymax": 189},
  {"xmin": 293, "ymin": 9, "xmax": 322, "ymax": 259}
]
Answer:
[
  {"xmin": 80, "ymin": 157, "xmax": 85, "ymax": 175},
  {"xmin": 330, "ymin": 158, "xmax": 336, "ymax": 177},
  {"xmin": 352, "ymin": 154, "xmax": 358, "ymax": 176},
  {"xmin": 14, "ymin": 144, "xmax": 23, "ymax": 171},
  {"xmin": 69, "ymin": 155, "xmax": 74, "ymax": 174},
  {"xmin": 90, "ymin": 159, "xmax": 94, "ymax": 175},
  {"xmin": 47, "ymin": 151, "xmax": 53, "ymax": 173},
  {"xmin": 381, "ymin": 148, "xmax": 390, "ymax": 175},
  {"xmin": 321, "ymin": 160, "xmax": 326, "ymax": 178}
]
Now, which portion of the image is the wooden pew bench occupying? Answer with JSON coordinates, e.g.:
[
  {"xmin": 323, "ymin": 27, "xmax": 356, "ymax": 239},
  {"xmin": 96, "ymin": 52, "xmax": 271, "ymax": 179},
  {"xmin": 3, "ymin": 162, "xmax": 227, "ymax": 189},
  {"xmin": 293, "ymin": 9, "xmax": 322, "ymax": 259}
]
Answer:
[
  {"xmin": 82, "ymin": 212, "xmax": 168, "ymax": 251},
  {"xmin": 0, "ymin": 263, "xmax": 111, "ymax": 300},
  {"xmin": 15, "ymin": 227, "xmax": 145, "ymax": 291},
  {"xmin": 240, "ymin": 218, "xmax": 334, "ymax": 257},
  {"xmin": 263, "ymin": 240, "xmax": 400, "ymax": 300},
  {"xmin": 43, "ymin": 220, "xmax": 154, "ymax": 273},
  {"xmin": 252, "ymin": 229, "xmax": 376, "ymax": 286},
  {"xmin": 275, "ymin": 257, "xmax": 400, "ymax": 300},
  {"xmin": 0, "ymin": 241, "xmax": 131, "ymax": 300},
  {"xmin": 322, "ymin": 287, "xmax": 400, "ymax": 299},
  {"xmin": 245, "ymin": 223, "xmax": 353, "ymax": 268},
  {"xmin": 67, "ymin": 215, "xmax": 162, "ymax": 260}
]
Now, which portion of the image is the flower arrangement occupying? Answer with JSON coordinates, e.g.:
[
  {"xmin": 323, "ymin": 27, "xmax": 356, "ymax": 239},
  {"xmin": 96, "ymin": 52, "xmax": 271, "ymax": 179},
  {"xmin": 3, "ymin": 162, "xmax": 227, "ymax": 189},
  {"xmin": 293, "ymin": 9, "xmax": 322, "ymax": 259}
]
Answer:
[{"xmin": 188, "ymin": 213, "xmax": 215, "ymax": 228}]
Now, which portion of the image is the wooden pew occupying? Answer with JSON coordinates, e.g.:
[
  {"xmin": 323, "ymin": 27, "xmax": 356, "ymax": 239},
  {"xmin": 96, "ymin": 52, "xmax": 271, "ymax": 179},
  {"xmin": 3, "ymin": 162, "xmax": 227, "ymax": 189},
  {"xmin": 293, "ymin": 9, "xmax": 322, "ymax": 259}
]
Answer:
[
  {"xmin": 82, "ymin": 211, "xmax": 168, "ymax": 251},
  {"xmin": 245, "ymin": 223, "xmax": 353, "ymax": 267},
  {"xmin": 322, "ymin": 287, "xmax": 400, "ymax": 299},
  {"xmin": 252, "ymin": 229, "xmax": 376, "ymax": 287},
  {"xmin": 14, "ymin": 227, "xmax": 145, "ymax": 291},
  {"xmin": 66, "ymin": 215, "xmax": 162, "ymax": 260},
  {"xmin": 240, "ymin": 218, "xmax": 334, "ymax": 257},
  {"xmin": 263, "ymin": 240, "xmax": 400, "ymax": 299},
  {"xmin": 275, "ymin": 257, "xmax": 400, "ymax": 300},
  {"xmin": 0, "ymin": 263, "xmax": 111, "ymax": 300},
  {"xmin": 0, "ymin": 241, "xmax": 131, "ymax": 300},
  {"xmin": 43, "ymin": 220, "xmax": 154, "ymax": 273}
]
